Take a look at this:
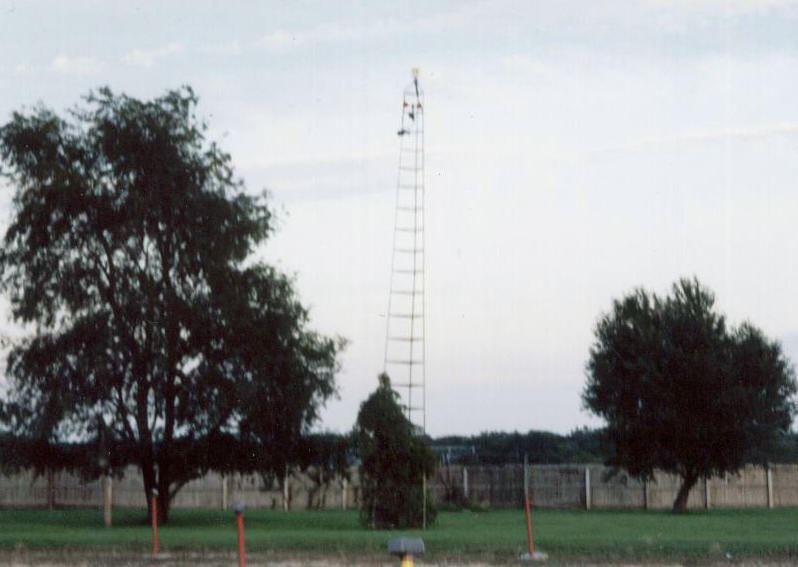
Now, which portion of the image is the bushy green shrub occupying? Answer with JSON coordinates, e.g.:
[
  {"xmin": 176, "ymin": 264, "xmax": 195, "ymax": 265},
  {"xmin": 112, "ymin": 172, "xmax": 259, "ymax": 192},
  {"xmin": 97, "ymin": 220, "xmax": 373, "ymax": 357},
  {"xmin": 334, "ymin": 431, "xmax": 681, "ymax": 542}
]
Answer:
[{"xmin": 355, "ymin": 373, "xmax": 436, "ymax": 528}]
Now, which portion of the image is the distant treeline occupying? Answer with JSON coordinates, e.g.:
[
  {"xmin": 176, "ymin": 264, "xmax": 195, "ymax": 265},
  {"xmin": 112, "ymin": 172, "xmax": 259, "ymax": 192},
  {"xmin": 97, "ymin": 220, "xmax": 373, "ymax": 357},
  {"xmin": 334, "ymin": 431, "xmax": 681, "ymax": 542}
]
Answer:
[
  {"xmin": 432, "ymin": 428, "xmax": 606, "ymax": 465},
  {"xmin": 3, "ymin": 429, "xmax": 797, "ymax": 477},
  {"xmin": 429, "ymin": 428, "xmax": 798, "ymax": 466}
]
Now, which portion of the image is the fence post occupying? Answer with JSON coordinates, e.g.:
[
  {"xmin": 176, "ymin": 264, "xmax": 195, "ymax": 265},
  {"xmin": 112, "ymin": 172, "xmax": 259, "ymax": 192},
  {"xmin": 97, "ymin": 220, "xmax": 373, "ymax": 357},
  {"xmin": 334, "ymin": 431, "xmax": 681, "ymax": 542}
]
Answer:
[
  {"xmin": 462, "ymin": 466, "xmax": 468, "ymax": 500},
  {"xmin": 282, "ymin": 469, "xmax": 290, "ymax": 512},
  {"xmin": 489, "ymin": 467, "xmax": 494, "ymax": 507},
  {"xmin": 584, "ymin": 467, "xmax": 591, "ymax": 510},
  {"xmin": 221, "ymin": 475, "xmax": 228, "ymax": 510},
  {"xmin": 46, "ymin": 468, "xmax": 55, "ymax": 509},
  {"xmin": 643, "ymin": 478, "xmax": 648, "ymax": 510},
  {"xmin": 766, "ymin": 465, "xmax": 774, "ymax": 509},
  {"xmin": 342, "ymin": 477, "xmax": 348, "ymax": 510},
  {"xmin": 102, "ymin": 475, "xmax": 112, "ymax": 527},
  {"xmin": 704, "ymin": 477, "xmax": 710, "ymax": 509},
  {"xmin": 523, "ymin": 455, "xmax": 529, "ymax": 502}
]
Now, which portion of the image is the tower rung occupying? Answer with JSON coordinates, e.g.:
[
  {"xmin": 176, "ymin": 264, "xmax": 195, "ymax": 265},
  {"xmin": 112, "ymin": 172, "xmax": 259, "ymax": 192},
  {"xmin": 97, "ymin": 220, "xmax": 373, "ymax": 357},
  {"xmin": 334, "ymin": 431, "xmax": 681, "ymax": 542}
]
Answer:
[{"xmin": 386, "ymin": 72, "xmax": 427, "ymax": 435}]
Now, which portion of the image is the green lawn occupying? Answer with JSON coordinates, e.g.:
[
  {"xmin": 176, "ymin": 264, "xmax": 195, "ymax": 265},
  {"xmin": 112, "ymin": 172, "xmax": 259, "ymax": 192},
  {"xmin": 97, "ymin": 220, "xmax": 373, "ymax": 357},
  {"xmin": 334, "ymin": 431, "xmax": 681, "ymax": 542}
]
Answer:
[{"xmin": 1, "ymin": 507, "xmax": 797, "ymax": 563}]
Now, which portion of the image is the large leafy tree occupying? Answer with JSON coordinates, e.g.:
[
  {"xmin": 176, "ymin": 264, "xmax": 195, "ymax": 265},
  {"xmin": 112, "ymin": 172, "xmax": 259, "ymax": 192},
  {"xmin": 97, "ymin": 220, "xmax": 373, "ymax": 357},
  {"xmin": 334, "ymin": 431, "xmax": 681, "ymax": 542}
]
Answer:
[
  {"xmin": 0, "ymin": 87, "xmax": 340, "ymax": 522},
  {"xmin": 584, "ymin": 277, "xmax": 797, "ymax": 512},
  {"xmin": 355, "ymin": 373, "xmax": 436, "ymax": 528}
]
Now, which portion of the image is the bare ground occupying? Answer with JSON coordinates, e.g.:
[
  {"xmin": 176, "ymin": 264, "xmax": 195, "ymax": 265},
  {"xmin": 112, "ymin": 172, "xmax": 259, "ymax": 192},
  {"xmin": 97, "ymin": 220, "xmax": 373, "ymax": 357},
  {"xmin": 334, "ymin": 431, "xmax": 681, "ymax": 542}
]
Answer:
[{"xmin": 0, "ymin": 551, "xmax": 796, "ymax": 567}]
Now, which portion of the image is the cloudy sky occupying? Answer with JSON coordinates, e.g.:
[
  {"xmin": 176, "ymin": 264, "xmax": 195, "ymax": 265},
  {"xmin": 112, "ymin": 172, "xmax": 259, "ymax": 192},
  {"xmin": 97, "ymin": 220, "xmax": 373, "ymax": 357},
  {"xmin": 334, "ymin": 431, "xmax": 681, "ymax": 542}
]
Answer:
[{"xmin": 2, "ymin": 1, "xmax": 798, "ymax": 436}]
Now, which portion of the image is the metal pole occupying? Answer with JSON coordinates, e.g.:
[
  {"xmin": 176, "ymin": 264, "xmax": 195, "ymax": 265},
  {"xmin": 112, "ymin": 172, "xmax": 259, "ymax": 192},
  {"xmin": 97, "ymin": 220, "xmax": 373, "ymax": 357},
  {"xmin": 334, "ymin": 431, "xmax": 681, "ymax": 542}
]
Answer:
[
  {"xmin": 524, "ymin": 492, "xmax": 534, "ymax": 556},
  {"xmin": 150, "ymin": 489, "xmax": 158, "ymax": 556},
  {"xmin": 234, "ymin": 504, "xmax": 246, "ymax": 567}
]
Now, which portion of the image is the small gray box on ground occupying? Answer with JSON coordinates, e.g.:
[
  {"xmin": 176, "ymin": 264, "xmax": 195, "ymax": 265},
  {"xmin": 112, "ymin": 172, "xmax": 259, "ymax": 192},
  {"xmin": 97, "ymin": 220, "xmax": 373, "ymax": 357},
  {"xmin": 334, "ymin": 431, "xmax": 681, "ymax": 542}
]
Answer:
[{"xmin": 388, "ymin": 536, "xmax": 425, "ymax": 556}]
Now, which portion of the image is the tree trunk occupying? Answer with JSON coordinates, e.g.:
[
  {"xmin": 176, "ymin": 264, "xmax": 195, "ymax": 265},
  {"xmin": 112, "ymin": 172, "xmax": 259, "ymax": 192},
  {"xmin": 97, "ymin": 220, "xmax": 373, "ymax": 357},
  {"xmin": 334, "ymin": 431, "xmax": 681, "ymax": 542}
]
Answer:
[
  {"xmin": 157, "ymin": 453, "xmax": 172, "ymax": 524},
  {"xmin": 672, "ymin": 472, "xmax": 698, "ymax": 513},
  {"xmin": 157, "ymin": 492, "xmax": 170, "ymax": 524},
  {"xmin": 143, "ymin": 481, "xmax": 171, "ymax": 524},
  {"xmin": 141, "ymin": 458, "xmax": 158, "ymax": 524}
]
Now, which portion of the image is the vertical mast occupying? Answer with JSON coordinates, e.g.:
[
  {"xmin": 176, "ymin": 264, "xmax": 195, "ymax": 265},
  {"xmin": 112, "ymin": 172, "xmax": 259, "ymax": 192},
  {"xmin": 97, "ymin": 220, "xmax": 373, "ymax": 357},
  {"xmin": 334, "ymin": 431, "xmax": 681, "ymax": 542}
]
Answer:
[{"xmin": 384, "ymin": 68, "xmax": 426, "ymax": 434}]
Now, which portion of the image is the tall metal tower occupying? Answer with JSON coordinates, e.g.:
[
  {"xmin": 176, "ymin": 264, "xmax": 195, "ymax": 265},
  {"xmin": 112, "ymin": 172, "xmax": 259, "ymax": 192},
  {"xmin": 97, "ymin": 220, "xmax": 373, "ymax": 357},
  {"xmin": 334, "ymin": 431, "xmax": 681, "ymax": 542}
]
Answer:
[{"xmin": 384, "ymin": 68, "xmax": 426, "ymax": 433}]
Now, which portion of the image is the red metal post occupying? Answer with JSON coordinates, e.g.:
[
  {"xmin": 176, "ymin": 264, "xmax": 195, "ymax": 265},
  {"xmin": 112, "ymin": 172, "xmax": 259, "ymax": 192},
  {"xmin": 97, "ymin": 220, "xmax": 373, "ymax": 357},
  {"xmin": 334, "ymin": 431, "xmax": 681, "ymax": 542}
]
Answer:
[
  {"xmin": 150, "ymin": 492, "xmax": 158, "ymax": 556},
  {"xmin": 236, "ymin": 509, "xmax": 246, "ymax": 567},
  {"xmin": 524, "ymin": 492, "xmax": 534, "ymax": 556}
]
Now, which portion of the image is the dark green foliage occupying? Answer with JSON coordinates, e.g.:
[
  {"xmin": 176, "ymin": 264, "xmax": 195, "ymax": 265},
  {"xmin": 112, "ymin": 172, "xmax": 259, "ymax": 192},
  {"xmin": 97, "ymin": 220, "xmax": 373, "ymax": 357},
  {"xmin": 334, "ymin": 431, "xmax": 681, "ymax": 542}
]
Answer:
[
  {"xmin": 355, "ymin": 374, "xmax": 436, "ymax": 528},
  {"xmin": 297, "ymin": 432, "xmax": 355, "ymax": 477},
  {"xmin": 294, "ymin": 433, "xmax": 355, "ymax": 508},
  {"xmin": 584, "ymin": 277, "xmax": 797, "ymax": 512},
  {"xmin": 0, "ymin": 87, "xmax": 341, "ymax": 522}
]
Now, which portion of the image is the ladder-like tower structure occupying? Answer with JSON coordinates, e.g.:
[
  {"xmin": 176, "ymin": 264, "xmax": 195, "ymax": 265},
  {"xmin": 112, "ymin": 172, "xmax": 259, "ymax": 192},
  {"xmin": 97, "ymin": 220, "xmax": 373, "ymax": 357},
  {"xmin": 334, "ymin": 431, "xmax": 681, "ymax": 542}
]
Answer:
[{"xmin": 384, "ymin": 69, "xmax": 426, "ymax": 433}]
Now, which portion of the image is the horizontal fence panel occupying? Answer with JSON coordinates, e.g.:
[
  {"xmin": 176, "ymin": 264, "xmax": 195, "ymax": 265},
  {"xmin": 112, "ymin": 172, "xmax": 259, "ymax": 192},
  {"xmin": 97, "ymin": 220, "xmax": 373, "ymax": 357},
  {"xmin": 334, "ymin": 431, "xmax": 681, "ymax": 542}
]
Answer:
[{"xmin": 0, "ymin": 463, "xmax": 795, "ymax": 510}]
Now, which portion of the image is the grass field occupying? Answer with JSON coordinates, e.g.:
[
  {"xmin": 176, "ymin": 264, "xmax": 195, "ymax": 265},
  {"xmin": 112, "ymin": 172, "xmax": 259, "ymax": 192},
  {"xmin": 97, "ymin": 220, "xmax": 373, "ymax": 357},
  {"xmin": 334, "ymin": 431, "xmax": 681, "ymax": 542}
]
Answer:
[{"xmin": 1, "ymin": 507, "xmax": 797, "ymax": 563}]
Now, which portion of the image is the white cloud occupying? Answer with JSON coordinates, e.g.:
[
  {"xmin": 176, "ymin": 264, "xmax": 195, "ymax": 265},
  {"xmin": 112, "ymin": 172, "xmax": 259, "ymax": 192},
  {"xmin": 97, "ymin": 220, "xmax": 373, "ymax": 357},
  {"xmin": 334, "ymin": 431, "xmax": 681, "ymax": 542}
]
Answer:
[
  {"xmin": 198, "ymin": 40, "xmax": 242, "ymax": 56},
  {"xmin": 592, "ymin": 122, "xmax": 798, "ymax": 156},
  {"xmin": 255, "ymin": 22, "xmax": 397, "ymax": 51},
  {"xmin": 122, "ymin": 42, "xmax": 183, "ymax": 68},
  {"xmin": 51, "ymin": 54, "xmax": 103, "ymax": 76},
  {"xmin": 649, "ymin": 0, "xmax": 798, "ymax": 22},
  {"xmin": 252, "ymin": 0, "xmax": 798, "ymax": 55},
  {"xmin": 254, "ymin": 3, "xmax": 490, "ymax": 52},
  {"xmin": 256, "ymin": 29, "xmax": 303, "ymax": 51}
]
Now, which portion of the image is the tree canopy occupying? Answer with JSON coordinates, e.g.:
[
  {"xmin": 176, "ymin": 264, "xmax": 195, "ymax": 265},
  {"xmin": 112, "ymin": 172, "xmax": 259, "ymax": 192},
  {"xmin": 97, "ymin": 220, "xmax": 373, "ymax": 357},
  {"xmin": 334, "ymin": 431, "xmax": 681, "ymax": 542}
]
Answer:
[
  {"xmin": 0, "ymin": 86, "xmax": 341, "ymax": 522},
  {"xmin": 355, "ymin": 373, "xmax": 436, "ymax": 528},
  {"xmin": 583, "ymin": 277, "xmax": 797, "ymax": 512}
]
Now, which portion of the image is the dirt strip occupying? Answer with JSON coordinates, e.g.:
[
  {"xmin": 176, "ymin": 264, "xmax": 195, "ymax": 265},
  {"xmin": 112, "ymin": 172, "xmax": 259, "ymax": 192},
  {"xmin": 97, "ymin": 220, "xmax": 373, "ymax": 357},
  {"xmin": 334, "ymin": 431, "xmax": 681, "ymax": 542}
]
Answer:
[{"xmin": 1, "ymin": 551, "xmax": 797, "ymax": 567}]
